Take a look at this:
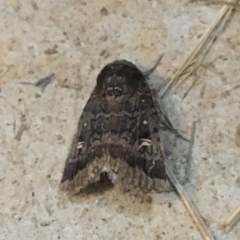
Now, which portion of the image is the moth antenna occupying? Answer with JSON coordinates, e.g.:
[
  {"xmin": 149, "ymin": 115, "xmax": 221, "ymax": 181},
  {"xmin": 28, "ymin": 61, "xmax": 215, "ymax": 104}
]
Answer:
[{"xmin": 143, "ymin": 54, "xmax": 164, "ymax": 78}]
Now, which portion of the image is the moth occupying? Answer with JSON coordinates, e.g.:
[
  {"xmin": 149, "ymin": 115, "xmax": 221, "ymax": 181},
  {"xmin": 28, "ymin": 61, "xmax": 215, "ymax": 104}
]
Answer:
[{"xmin": 61, "ymin": 60, "xmax": 169, "ymax": 194}]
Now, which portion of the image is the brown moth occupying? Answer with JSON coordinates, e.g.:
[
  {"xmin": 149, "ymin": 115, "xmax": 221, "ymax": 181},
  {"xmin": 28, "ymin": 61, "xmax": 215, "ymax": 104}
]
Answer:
[{"xmin": 60, "ymin": 60, "xmax": 169, "ymax": 194}]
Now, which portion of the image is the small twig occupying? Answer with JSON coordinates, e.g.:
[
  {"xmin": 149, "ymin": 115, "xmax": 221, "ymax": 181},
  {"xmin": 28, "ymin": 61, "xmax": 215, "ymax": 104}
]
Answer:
[
  {"xmin": 165, "ymin": 164, "xmax": 214, "ymax": 240},
  {"xmin": 222, "ymin": 204, "xmax": 240, "ymax": 232},
  {"xmin": 20, "ymin": 73, "xmax": 55, "ymax": 92},
  {"xmin": 1, "ymin": 66, "xmax": 11, "ymax": 77},
  {"xmin": 15, "ymin": 124, "xmax": 27, "ymax": 141}
]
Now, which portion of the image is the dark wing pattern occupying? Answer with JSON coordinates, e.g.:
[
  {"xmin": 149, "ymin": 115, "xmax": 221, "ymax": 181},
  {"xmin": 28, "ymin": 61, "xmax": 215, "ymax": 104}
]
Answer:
[{"xmin": 61, "ymin": 60, "xmax": 167, "ymax": 193}]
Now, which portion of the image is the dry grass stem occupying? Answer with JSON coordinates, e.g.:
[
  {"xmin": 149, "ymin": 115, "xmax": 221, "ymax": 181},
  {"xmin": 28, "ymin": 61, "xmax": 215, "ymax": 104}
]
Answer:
[
  {"xmin": 222, "ymin": 204, "xmax": 240, "ymax": 232},
  {"xmin": 165, "ymin": 121, "xmax": 213, "ymax": 240},
  {"xmin": 161, "ymin": 0, "xmax": 238, "ymax": 97},
  {"xmin": 165, "ymin": 164, "xmax": 214, "ymax": 240},
  {"xmin": 201, "ymin": 0, "xmax": 240, "ymax": 10}
]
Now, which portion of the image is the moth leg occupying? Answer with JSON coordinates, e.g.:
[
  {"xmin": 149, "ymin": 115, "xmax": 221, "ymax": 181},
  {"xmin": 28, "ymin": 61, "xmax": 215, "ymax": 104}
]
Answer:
[{"xmin": 143, "ymin": 55, "xmax": 164, "ymax": 78}]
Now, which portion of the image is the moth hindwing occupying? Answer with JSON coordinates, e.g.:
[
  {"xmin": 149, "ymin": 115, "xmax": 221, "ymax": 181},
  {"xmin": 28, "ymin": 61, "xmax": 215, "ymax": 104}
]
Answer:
[{"xmin": 61, "ymin": 60, "xmax": 168, "ymax": 193}]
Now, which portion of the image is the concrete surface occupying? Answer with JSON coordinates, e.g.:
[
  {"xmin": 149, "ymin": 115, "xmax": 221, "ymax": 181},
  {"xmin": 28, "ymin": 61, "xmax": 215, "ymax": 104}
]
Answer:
[{"xmin": 0, "ymin": 0, "xmax": 240, "ymax": 239}]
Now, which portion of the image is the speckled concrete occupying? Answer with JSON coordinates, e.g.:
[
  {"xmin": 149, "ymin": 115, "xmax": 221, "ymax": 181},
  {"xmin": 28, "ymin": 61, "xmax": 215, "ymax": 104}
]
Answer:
[{"xmin": 0, "ymin": 1, "xmax": 240, "ymax": 239}]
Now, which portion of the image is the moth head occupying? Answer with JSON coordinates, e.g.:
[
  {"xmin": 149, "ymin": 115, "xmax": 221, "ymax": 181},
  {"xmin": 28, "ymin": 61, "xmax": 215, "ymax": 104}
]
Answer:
[{"xmin": 96, "ymin": 60, "xmax": 146, "ymax": 98}]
